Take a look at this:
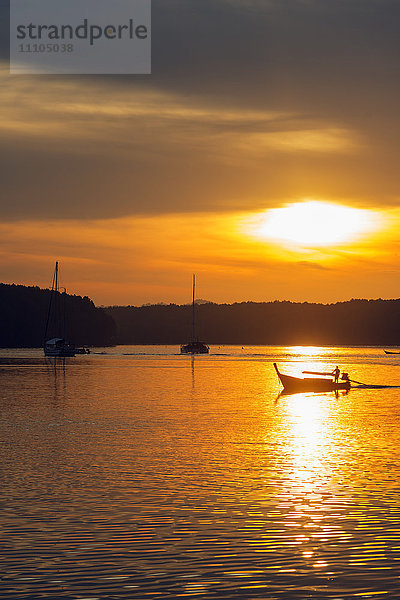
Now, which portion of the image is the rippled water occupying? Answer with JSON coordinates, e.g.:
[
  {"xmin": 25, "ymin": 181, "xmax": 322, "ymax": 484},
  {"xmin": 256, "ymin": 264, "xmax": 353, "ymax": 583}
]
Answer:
[{"xmin": 1, "ymin": 345, "xmax": 400, "ymax": 599}]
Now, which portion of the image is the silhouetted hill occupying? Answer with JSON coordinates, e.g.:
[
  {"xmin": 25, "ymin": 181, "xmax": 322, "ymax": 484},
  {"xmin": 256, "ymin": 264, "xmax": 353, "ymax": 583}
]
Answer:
[
  {"xmin": 0, "ymin": 283, "xmax": 116, "ymax": 348},
  {"xmin": 106, "ymin": 299, "xmax": 400, "ymax": 346},
  {"xmin": 3, "ymin": 284, "xmax": 399, "ymax": 347}
]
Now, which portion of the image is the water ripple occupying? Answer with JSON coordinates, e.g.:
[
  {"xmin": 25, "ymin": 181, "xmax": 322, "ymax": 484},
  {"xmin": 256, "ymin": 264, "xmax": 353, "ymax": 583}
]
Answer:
[{"xmin": 1, "ymin": 347, "xmax": 400, "ymax": 598}]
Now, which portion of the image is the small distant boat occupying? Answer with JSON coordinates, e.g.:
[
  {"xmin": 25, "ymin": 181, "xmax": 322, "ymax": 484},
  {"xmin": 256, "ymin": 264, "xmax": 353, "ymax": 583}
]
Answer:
[
  {"xmin": 43, "ymin": 261, "xmax": 76, "ymax": 357},
  {"xmin": 180, "ymin": 340, "xmax": 209, "ymax": 354},
  {"xmin": 180, "ymin": 275, "xmax": 209, "ymax": 355},
  {"xmin": 75, "ymin": 347, "xmax": 91, "ymax": 354},
  {"xmin": 384, "ymin": 350, "xmax": 400, "ymax": 354},
  {"xmin": 273, "ymin": 363, "xmax": 351, "ymax": 393},
  {"xmin": 44, "ymin": 337, "xmax": 76, "ymax": 357}
]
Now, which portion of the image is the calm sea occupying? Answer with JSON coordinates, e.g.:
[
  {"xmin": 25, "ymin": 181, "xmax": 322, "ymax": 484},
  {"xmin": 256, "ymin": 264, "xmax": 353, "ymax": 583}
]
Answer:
[{"xmin": 1, "ymin": 346, "xmax": 400, "ymax": 599}]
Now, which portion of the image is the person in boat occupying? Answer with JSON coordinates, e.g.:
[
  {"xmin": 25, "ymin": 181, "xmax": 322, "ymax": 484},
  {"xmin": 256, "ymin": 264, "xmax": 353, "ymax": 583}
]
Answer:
[{"xmin": 332, "ymin": 366, "xmax": 340, "ymax": 383}]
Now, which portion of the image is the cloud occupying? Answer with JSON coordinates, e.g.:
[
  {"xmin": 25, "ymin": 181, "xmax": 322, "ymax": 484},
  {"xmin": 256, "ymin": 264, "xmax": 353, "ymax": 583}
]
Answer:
[
  {"xmin": 0, "ymin": 218, "xmax": 332, "ymax": 305},
  {"xmin": 0, "ymin": 0, "xmax": 399, "ymax": 223},
  {"xmin": 296, "ymin": 261, "xmax": 331, "ymax": 271},
  {"xmin": 1, "ymin": 206, "xmax": 398, "ymax": 304},
  {"xmin": 0, "ymin": 67, "xmax": 368, "ymax": 220}
]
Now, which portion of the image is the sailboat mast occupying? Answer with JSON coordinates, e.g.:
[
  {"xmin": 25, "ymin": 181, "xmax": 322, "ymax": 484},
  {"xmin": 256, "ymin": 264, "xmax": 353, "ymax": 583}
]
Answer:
[
  {"xmin": 55, "ymin": 261, "xmax": 59, "ymax": 335},
  {"xmin": 192, "ymin": 274, "xmax": 195, "ymax": 341},
  {"xmin": 44, "ymin": 261, "xmax": 57, "ymax": 344}
]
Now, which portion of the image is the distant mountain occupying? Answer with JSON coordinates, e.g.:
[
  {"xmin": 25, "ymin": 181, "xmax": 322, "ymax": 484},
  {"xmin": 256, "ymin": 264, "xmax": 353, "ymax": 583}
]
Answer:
[
  {"xmin": 0, "ymin": 283, "xmax": 116, "ymax": 348},
  {"xmin": 141, "ymin": 299, "xmax": 212, "ymax": 307}
]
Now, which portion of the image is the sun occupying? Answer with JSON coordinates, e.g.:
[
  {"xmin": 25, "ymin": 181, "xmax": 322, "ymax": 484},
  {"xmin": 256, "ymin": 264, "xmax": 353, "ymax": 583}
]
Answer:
[{"xmin": 251, "ymin": 200, "xmax": 378, "ymax": 247}]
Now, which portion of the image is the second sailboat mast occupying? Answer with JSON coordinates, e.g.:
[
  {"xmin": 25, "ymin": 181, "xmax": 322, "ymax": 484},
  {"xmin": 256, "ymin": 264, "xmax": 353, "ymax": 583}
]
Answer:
[{"xmin": 192, "ymin": 274, "xmax": 195, "ymax": 341}]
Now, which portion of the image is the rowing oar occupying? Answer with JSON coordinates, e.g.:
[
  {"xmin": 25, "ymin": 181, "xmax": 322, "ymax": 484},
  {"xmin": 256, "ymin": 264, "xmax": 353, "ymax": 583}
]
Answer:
[
  {"xmin": 302, "ymin": 370, "xmax": 334, "ymax": 376},
  {"xmin": 302, "ymin": 370, "xmax": 368, "ymax": 386}
]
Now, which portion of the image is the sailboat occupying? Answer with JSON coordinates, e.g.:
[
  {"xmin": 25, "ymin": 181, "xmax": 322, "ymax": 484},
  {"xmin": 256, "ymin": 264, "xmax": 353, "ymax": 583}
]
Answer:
[
  {"xmin": 43, "ymin": 262, "xmax": 76, "ymax": 357},
  {"xmin": 180, "ymin": 275, "xmax": 209, "ymax": 354}
]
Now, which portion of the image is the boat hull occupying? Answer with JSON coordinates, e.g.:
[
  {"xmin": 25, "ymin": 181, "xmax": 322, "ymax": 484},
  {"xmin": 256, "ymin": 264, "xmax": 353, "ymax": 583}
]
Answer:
[
  {"xmin": 274, "ymin": 363, "xmax": 350, "ymax": 393},
  {"xmin": 44, "ymin": 338, "xmax": 76, "ymax": 357},
  {"xmin": 44, "ymin": 348, "xmax": 76, "ymax": 357},
  {"xmin": 180, "ymin": 342, "xmax": 209, "ymax": 354}
]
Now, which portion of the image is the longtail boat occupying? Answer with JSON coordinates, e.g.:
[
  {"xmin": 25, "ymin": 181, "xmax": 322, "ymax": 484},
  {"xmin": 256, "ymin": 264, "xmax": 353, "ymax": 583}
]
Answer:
[
  {"xmin": 273, "ymin": 363, "xmax": 351, "ymax": 393},
  {"xmin": 384, "ymin": 350, "xmax": 400, "ymax": 355}
]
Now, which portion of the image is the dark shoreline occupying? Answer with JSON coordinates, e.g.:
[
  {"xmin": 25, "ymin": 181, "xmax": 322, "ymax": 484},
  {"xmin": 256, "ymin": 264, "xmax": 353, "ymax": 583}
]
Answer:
[
  {"xmin": 106, "ymin": 298, "xmax": 400, "ymax": 347},
  {"xmin": 2, "ymin": 282, "xmax": 400, "ymax": 348}
]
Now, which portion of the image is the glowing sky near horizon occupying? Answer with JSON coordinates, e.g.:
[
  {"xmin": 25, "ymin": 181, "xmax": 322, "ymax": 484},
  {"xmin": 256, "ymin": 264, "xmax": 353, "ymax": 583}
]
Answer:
[{"xmin": 1, "ymin": 0, "xmax": 400, "ymax": 305}]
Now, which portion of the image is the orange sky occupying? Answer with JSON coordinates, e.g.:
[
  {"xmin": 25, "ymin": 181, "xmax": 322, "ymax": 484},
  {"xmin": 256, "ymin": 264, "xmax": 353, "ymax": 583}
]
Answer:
[
  {"xmin": 1, "ymin": 205, "xmax": 400, "ymax": 305},
  {"xmin": 1, "ymin": 1, "xmax": 400, "ymax": 305}
]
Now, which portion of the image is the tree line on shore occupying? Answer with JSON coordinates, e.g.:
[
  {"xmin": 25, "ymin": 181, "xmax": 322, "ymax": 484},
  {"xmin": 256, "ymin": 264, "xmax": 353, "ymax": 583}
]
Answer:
[
  {"xmin": 0, "ymin": 283, "xmax": 116, "ymax": 348},
  {"xmin": 1, "ymin": 282, "xmax": 400, "ymax": 347},
  {"xmin": 107, "ymin": 298, "xmax": 400, "ymax": 346}
]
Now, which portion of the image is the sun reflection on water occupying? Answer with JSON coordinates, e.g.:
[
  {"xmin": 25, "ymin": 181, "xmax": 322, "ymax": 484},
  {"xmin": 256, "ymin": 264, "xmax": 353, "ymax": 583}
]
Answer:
[
  {"xmin": 274, "ymin": 387, "xmax": 351, "ymax": 578},
  {"xmin": 281, "ymin": 393, "xmax": 334, "ymax": 514},
  {"xmin": 284, "ymin": 345, "xmax": 332, "ymax": 357},
  {"xmin": 1, "ymin": 348, "xmax": 400, "ymax": 598}
]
